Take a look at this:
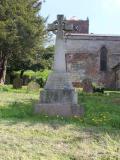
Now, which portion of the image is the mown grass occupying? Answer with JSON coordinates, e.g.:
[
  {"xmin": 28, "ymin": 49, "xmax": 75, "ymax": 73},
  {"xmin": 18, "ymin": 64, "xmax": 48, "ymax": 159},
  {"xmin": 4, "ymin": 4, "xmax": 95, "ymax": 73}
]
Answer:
[
  {"xmin": 0, "ymin": 85, "xmax": 120, "ymax": 160},
  {"xmin": 78, "ymin": 92, "xmax": 120, "ymax": 129}
]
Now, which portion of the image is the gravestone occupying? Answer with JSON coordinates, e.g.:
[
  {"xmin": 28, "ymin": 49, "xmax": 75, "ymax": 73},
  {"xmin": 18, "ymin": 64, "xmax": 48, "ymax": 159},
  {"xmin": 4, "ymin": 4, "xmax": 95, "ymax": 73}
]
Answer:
[
  {"xmin": 82, "ymin": 78, "xmax": 93, "ymax": 93},
  {"xmin": 5, "ymin": 74, "xmax": 10, "ymax": 84},
  {"xmin": 35, "ymin": 15, "xmax": 84, "ymax": 117},
  {"xmin": 13, "ymin": 77, "xmax": 22, "ymax": 89},
  {"xmin": 27, "ymin": 81, "xmax": 40, "ymax": 92}
]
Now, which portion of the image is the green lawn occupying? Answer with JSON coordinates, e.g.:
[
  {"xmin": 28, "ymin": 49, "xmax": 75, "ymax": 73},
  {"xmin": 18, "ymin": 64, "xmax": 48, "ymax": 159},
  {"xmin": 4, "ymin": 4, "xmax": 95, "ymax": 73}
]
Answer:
[{"xmin": 0, "ymin": 86, "xmax": 120, "ymax": 160}]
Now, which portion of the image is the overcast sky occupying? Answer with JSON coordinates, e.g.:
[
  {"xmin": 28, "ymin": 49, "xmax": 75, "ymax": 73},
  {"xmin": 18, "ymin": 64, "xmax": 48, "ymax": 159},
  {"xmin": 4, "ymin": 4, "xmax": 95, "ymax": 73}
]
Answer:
[{"xmin": 41, "ymin": 0, "xmax": 120, "ymax": 34}]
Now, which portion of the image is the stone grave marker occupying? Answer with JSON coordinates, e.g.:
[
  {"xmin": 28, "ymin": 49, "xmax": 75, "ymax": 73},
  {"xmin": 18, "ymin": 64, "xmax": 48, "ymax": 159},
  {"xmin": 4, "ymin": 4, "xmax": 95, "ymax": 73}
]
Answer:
[
  {"xmin": 27, "ymin": 81, "xmax": 40, "ymax": 92},
  {"xmin": 35, "ymin": 15, "xmax": 84, "ymax": 117},
  {"xmin": 82, "ymin": 78, "xmax": 93, "ymax": 93},
  {"xmin": 13, "ymin": 77, "xmax": 22, "ymax": 89}
]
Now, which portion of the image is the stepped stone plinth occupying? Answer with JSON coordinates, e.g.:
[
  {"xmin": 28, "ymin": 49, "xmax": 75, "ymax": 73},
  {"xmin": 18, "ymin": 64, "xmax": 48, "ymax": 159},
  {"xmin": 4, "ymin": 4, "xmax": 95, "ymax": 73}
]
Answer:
[
  {"xmin": 35, "ymin": 73, "xmax": 83, "ymax": 117},
  {"xmin": 35, "ymin": 15, "xmax": 84, "ymax": 117}
]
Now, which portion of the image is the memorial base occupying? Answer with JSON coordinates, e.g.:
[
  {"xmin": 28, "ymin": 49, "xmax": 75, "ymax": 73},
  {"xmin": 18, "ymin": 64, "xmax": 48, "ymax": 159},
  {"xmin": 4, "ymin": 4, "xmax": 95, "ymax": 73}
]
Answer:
[
  {"xmin": 34, "ymin": 72, "xmax": 84, "ymax": 117},
  {"xmin": 35, "ymin": 103, "xmax": 83, "ymax": 117}
]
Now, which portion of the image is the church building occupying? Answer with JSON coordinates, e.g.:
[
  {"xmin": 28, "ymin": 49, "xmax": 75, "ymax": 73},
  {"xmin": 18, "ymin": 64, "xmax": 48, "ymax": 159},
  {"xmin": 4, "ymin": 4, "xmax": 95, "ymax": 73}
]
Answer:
[{"xmin": 64, "ymin": 18, "xmax": 120, "ymax": 89}]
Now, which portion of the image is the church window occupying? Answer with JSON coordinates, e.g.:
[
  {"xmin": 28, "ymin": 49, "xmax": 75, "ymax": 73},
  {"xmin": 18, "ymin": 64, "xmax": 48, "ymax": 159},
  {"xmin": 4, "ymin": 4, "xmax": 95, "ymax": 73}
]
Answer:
[{"xmin": 100, "ymin": 46, "xmax": 107, "ymax": 71}]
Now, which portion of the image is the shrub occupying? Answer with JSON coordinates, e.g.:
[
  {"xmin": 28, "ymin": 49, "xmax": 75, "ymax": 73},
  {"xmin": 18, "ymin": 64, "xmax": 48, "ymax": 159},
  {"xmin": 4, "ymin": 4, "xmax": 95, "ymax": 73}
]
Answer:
[
  {"xmin": 35, "ymin": 70, "xmax": 51, "ymax": 87},
  {"xmin": 24, "ymin": 70, "xmax": 51, "ymax": 87},
  {"xmin": 11, "ymin": 70, "xmax": 51, "ymax": 87}
]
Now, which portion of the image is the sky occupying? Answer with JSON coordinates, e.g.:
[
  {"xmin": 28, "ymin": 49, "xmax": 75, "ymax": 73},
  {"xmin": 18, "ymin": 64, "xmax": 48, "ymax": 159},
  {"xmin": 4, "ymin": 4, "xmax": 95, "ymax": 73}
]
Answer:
[{"xmin": 41, "ymin": 0, "xmax": 120, "ymax": 34}]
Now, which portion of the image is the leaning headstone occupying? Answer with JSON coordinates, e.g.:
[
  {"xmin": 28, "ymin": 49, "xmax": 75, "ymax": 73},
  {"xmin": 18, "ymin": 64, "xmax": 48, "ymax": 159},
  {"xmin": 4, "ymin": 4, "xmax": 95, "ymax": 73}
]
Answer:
[
  {"xmin": 82, "ymin": 78, "xmax": 93, "ymax": 93},
  {"xmin": 13, "ymin": 77, "xmax": 22, "ymax": 89},
  {"xmin": 27, "ymin": 81, "xmax": 40, "ymax": 92},
  {"xmin": 22, "ymin": 75, "xmax": 30, "ymax": 85}
]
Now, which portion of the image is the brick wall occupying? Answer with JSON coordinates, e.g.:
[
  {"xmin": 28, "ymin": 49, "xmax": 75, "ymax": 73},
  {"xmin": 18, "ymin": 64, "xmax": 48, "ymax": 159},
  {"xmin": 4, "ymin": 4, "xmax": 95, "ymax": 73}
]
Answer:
[
  {"xmin": 67, "ymin": 19, "xmax": 89, "ymax": 34},
  {"xmin": 65, "ymin": 34, "xmax": 120, "ymax": 88}
]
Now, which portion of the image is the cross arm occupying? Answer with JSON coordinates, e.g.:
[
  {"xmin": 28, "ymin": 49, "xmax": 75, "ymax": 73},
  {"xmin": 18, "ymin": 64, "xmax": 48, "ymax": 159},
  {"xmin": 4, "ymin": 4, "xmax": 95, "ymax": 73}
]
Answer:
[
  {"xmin": 47, "ymin": 20, "xmax": 58, "ymax": 32},
  {"xmin": 64, "ymin": 23, "xmax": 73, "ymax": 32}
]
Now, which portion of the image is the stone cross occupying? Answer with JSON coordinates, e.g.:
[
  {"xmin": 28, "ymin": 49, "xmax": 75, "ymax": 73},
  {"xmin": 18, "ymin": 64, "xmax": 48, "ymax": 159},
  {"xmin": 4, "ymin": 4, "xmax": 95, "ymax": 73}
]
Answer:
[
  {"xmin": 48, "ymin": 15, "xmax": 73, "ymax": 72},
  {"xmin": 48, "ymin": 15, "xmax": 73, "ymax": 39}
]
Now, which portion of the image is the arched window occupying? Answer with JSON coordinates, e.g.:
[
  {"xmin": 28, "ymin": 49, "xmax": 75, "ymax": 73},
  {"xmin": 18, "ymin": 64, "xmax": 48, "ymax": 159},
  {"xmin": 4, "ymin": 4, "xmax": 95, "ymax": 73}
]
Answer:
[{"xmin": 100, "ymin": 46, "xmax": 107, "ymax": 71}]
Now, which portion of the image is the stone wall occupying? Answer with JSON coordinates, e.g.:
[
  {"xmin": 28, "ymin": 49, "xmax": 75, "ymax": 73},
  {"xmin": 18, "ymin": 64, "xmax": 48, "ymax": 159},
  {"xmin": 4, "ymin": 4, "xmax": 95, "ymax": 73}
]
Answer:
[
  {"xmin": 113, "ymin": 63, "xmax": 120, "ymax": 89},
  {"xmin": 64, "ymin": 34, "xmax": 120, "ymax": 88},
  {"xmin": 116, "ymin": 70, "xmax": 120, "ymax": 89}
]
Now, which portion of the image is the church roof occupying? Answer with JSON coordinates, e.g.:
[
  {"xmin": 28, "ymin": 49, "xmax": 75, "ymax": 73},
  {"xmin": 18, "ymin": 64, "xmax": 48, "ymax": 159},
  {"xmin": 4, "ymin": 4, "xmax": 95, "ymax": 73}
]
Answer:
[
  {"xmin": 66, "ymin": 33, "xmax": 120, "ymax": 37},
  {"xmin": 65, "ymin": 33, "xmax": 120, "ymax": 41}
]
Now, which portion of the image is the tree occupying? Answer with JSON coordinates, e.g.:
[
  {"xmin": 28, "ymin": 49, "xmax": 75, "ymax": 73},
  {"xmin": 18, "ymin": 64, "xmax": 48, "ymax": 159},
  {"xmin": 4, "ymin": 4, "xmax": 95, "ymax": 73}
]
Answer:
[
  {"xmin": 0, "ymin": 0, "xmax": 46, "ymax": 83},
  {"xmin": 7, "ymin": 45, "xmax": 54, "ymax": 81},
  {"xmin": 34, "ymin": 45, "xmax": 55, "ymax": 70}
]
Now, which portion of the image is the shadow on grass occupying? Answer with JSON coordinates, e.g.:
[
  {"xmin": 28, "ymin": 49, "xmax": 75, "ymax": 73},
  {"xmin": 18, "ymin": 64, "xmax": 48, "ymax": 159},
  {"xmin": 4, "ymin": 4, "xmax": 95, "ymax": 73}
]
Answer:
[
  {"xmin": 0, "ymin": 100, "xmax": 91, "ymax": 131},
  {"xmin": 0, "ymin": 94, "xmax": 120, "ymax": 131},
  {"xmin": 0, "ymin": 100, "xmax": 78, "ymax": 128}
]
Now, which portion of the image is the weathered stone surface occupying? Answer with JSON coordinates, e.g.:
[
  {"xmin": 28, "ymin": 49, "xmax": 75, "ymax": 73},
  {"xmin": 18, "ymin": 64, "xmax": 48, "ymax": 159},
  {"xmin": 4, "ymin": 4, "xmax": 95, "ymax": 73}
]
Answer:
[
  {"xmin": 35, "ymin": 15, "xmax": 82, "ymax": 117},
  {"xmin": 13, "ymin": 77, "xmax": 22, "ymax": 89},
  {"xmin": 35, "ymin": 103, "xmax": 84, "ymax": 117},
  {"xmin": 65, "ymin": 34, "xmax": 120, "ymax": 89},
  {"xmin": 112, "ymin": 63, "xmax": 120, "ymax": 89},
  {"xmin": 40, "ymin": 89, "xmax": 77, "ymax": 104},
  {"xmin": 27, "ymin": 81, "xmax": 40, "ymax": 92},
  {"xmin": 48, "ymin": 15, "xmax": 73, "ymax": 72},
  {"xmin": 116, "ymin": 70, "xmax": 120, "ymax": 89},
  {"xmin": 82, "ymin": 78, "xmax": 93, "ymax": 93},
  {"xmin": 45, "ymin": 72, "xmax": 74, "ymax": 90},
  {"xmin": 35, "ymin": 72, "xmax": 82, "ymax": 116}
]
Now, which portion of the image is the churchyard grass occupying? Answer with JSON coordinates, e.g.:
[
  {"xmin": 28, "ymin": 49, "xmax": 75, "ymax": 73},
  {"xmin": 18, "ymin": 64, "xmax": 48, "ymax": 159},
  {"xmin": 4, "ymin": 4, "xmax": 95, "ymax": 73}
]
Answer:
[{"xmin": 0, "ymin": 85, "xmax": 120, "ymax": 160}]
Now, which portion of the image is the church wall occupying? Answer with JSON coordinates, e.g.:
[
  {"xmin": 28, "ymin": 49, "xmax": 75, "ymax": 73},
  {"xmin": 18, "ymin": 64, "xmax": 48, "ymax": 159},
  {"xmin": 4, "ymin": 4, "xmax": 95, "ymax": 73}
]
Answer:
[
  {"xmin": 116, "ymin": 70, "xmax": 120, "ymax": 89},
  {"xmin": 67, "ymin": 19, "xmax": 89, "ymax": 34},
  {"xmin": 65, "ymin": 35, "xmax": 120, "ymax": 88}
]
